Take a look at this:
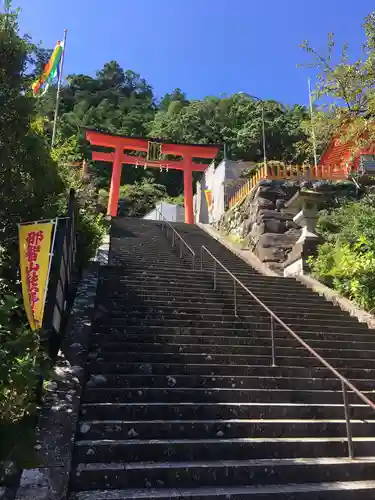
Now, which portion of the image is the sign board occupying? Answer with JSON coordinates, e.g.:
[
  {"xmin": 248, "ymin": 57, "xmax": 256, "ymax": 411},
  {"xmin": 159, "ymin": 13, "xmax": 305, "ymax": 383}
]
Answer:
[{"xmin": 18, "ymin": 222, "xmax": 54, "ymax": 330}]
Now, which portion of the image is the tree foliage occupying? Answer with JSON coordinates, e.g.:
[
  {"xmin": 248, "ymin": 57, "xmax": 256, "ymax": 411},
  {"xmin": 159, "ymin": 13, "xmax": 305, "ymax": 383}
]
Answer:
[
  {"xmin": 301, "ymin": 12, "xmax": 375, "ymax": 151},
  {"xmin": 302, "ymin": 11, "xmax": 375, "ymax": 311},
  {"xmin": 0, "ymin": 8, "xmax": 65, "ymax": 280},
  {"xmin": 0, "ymin": 4, "xmax": 105, "ymax": 449},
  {"xmin": 117, "ymin": 181, "xmax": 169, "ymax": 217},
  {"xmin": 150, "ymin": 94, "xmax": 311, "ymax": 164},
  {"xmin": 60, "ymin": 61, "xmax": 155, "ymax": 139},
  {"xmin": 310, "ymin": 195, "xmax": 375, "ymax": 311}
]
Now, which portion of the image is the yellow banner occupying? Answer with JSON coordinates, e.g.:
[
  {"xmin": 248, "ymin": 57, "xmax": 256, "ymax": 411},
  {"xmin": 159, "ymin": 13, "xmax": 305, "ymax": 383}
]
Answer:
[
  {"xmin": 18, "ymin": 222, "xmax": 54, "ymax": 330},
  {"xmin": 204, "ymin": 189, "xmax": 213, "ymax": 212}
]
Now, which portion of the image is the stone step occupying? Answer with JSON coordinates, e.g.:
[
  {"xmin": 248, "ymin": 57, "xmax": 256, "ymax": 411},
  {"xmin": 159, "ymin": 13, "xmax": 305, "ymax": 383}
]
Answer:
[
  {"xmin": 70, "ymin": 458, "xmax": 375, "ymax": 491},
  {"xmin": 101, "ymin": 288, "xmax": 332, "ymax": 303},
  {"xmin": 91, "ymin": 341, "xmax": 375, "ymax": 360},
  {"xmin": 80, "ymin": 401, "xmax": 375, "ymax": 421},
  {"xmin": 68, "ymin": 480, "xmax": 375, "ymax": 499},
  {"xmin": 75, "ymin": 419, "xmax": 375, "ymax": 441},
  {"xmin": 86, "ymin": 361, "xmax": 375, "ymax": 380},
  {"xmin": 88, "ymin": 351, "xmax": 375, "ymax": 369},
  {"xmin": 91, "ymin": 332, "xmax": 375, "ymax": 350},
  {"xmin": 84, "ymin": 373, "xmax": 375, "ymax": 391},
  {"xmin": 103, "ymin": 272, "xmax": 267, "ymax": 283},
  {"xmin": 92, "ymin": 325, "xmax": 375, "ymax": 343},
  {"xmin": 94, "ymin": 308, "xmax": 357, "ymax": 324},
  {"xmin": 82, "ymin": 387, "xmax": 375, "ymax": 405},
  {"xmin": 73, "ymin": 437, "xmax": 375, "ymax": 463},
  {"xmin": 100, "ymin": 280, "xmax": 315, "ymax": 297},
  {"xmin": 111, "ymin": 258, "xmax": 180, "ymax": 264},
  {"xmin": 92, "ymin": 308, "xmax": 366, "ymax": 328},
  {"xmin": 101, "ymin": 265, "xmax": 264, "ymax": 276},
  {"xmin": 100, "ymin": 291, "xmax": 239, "ymax": 302},
  {"xmin": 99, "ymin": 276, "xmax": 312, "ymax": 291},
  {"xmin": 114, "ymin": 266, "xmax": 263, "ymax": 277},
  {"xmin": 93, "ymin": 317, "xmax": 367, "ymax": 333},
  {"xmin": 98, "ymin": 298, "xmax": 337, "ymax": 316},
  {"xmin": 100, "ymin": 274, "xmax": 300, "ymax": 290},
  {"xmin": 93, "ymin": 300, "xmax": 346, "ymax": 315},
  {"xmin": 97, "ymin": 296, "xmax": 332, "ymax": 308}
]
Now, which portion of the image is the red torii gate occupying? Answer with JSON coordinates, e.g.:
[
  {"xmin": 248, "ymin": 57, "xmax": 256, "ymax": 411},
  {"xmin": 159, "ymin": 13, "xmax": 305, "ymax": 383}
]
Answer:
[{"xmin": 85, "ymin": 129, "xmax": 221, "ymax": 224}]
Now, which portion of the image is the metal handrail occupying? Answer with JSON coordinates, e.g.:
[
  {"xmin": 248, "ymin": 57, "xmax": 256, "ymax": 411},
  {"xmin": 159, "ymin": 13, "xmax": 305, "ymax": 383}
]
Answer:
[
  {"xmin": 200, "ymin": 245, "xmax": 375, "ymax": 459},
  {"xmin": 155, "ymin": 208, "xmax": 196, "ymax": 270}
]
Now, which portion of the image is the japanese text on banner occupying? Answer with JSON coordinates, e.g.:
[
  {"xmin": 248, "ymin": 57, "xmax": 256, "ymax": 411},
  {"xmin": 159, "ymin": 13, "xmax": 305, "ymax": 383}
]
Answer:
[{"xmin": 18, "ymin": 223, "xmax": 54, "ymax": 330}]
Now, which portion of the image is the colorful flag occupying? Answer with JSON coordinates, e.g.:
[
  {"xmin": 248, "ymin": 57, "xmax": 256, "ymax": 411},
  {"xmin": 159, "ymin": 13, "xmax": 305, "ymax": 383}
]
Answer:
[
  {"xmin": 18, "ymin": 222, "xmax": 54, "ymax": 330},
  {"xmin": 32, "ymin": 41, "xmax": 64, "ymax": 96}
]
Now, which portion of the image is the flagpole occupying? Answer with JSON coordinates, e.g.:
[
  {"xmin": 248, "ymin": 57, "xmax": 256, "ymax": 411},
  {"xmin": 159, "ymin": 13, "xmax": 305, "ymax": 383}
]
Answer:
[
  {"xmin": 51, "ymin": 28, "xmax": 67, "ymax": 148},
  {"xmin": 308, "ymin": 77, "xmax": 318, "ymax": 168}
]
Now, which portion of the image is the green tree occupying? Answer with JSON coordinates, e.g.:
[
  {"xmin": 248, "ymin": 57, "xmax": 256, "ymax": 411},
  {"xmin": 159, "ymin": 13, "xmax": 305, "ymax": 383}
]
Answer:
[
  {"xmin": 150, "ymin": 93, "xmax": 311, "ymax": 164},
  {"xmin": 301, "ymin": 12, "xmax": 375, "ymax": 150},
  {"xmin": 0, "ymin": 3, "xmax": 59, "ymax": 463},
  {"xmin": 117, "ymin": 180, "xmax": 168, "ymax": 217},
  {"xmin": 0, "ymin": 6, "xmax": 105, "ymax": 463},
  {"xmin": 159, "ymin": 88, "xmax": 189, "ymax": 111},
  {"xmin": 0, "ymin": 5, "xmax": 64, "ymax": 280},
  {"xmin": 59, "ymin": 61, "xmax": 156, "ymax": 139}
]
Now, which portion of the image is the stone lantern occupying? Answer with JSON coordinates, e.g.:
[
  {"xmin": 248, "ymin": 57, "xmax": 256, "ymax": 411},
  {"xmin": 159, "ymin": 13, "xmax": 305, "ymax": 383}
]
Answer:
[{"xmin": 283, "ymin": 190, "xmax": 326, "ymax": 277}]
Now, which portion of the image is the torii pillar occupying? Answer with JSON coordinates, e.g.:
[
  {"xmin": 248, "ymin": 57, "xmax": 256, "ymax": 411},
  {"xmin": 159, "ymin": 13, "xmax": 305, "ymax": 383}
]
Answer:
[
  {"xmin": 85, "ymin": 130, "xmax": 221, "ymax": 224},
  {"xmin": 183, "ymin": 156, "xmax": 194, "ymax": 224}
]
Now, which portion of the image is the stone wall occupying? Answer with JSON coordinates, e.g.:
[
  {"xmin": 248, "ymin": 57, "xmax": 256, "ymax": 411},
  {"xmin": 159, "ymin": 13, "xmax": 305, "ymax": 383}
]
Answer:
[
  {"xmin": 218, "ymin": 180, "xmax": 301, "ymax": 273},
  {"xmin": 218, "ymin": 178, "xmax": 358, "ymax": 273}
]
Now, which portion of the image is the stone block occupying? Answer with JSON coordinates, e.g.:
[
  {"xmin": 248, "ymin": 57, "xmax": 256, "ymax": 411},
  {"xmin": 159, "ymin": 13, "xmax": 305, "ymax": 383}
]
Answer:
[
  {"xmin": 256, "ymin": 245, "xmax": 289, "ymax": 263},
  {"xmin": 261, "ymin": 218, "xmax": 286, "ymax": 234},
  {"xmin": 256, "ymin": 210, "xmax": 288, "ymax": 222},
  {"xmin": 285, "ymin": 219, "xmax": 300, "ymax": 230},
  {"xmin": 255, "ymin": 185, "xmax": 287, "ymax": 202},
  {"xmin": 249, "ymin": 224, "xmax": 262, "ymax": 244},
  {"xmin": 16, "ymin": 467, "xmax": 69, "ymax": 500},
  {"xmin": 250, "ymin": 197, "xmax": 276, "ymax": 217},
  {"xmin": 257, "ymin": 197, "xmax": 276, "ymax": 210},
  {"xmin": 276, "ymin": 199, "xmax": 286, "ymax": 210},
  {"xmin": 257, "ymin": 232, "xmax": 297, "ymax": 249}
]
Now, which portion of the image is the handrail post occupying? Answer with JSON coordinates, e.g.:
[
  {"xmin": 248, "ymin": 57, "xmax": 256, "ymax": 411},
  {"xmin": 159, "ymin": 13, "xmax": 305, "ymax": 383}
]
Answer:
[
  {"xmin": 213, "ymin": 260, "xmax": 217, "ymax": 291},
  {"xmin": 179, "ymin": 238, "xmax": 182, "ymax": 257},
  {"xmin": 172, "ymin": 230, "xmax": 175, "ymax": 247},
  {"xmin": 192, "ymin": 253, "xmax": 195, "ymax": 271},
  {"xmin": 270, "ymin": 315, "xmax": 276, "ymax": 367},
  {"xmin": 234, "ymin": 279, "xmax": 237, "ymax": 317},
  {"xmin": 201, "ymin": 247, "xmax": 204, "ymax": 271},
  {"xmin": 342, "ymin": 380, "xmax": 354, "ymax": 459}
]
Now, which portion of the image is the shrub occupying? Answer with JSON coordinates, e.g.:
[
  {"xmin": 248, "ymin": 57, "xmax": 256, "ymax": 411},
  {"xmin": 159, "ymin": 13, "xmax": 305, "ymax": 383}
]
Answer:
[
  {"xmin": 309, "ymin": 195, "xmax": 375, "ymax": 311},
  {"xmin": 0, "ymin": 290, "xmax": 46, "ymax": 424}
]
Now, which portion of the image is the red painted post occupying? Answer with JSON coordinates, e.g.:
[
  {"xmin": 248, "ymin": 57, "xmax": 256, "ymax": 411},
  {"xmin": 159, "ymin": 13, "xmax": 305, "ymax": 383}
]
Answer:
[
  {"xmin": 107, "ymin": 146, "xmax": 123, "ymax": 217},
  {"xmin": 183, "ymin": 156, "xmax": 194, "ymax": 224}
]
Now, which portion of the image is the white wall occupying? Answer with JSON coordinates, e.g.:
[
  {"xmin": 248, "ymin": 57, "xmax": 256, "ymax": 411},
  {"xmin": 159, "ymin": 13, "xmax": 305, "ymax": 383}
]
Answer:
[
  {"xmin": 143, "ymin": 202, "xmax": 185, "ymax": 222},
  {"xmin": 195, "ymin": 159, "xmax": 252, "ymax": 224}
]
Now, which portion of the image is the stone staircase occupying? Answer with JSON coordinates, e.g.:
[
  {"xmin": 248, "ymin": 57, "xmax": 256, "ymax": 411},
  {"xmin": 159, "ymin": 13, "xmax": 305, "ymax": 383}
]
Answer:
[{"xmin": 69, "ymin": 218, "xmax": 375, "ymax": 499}]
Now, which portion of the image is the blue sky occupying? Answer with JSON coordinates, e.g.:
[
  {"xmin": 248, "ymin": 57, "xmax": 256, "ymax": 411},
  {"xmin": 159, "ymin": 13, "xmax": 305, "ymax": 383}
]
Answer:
[{"xmin": 17, "ymin": 0, "xmax": 373, "ymax": 106}]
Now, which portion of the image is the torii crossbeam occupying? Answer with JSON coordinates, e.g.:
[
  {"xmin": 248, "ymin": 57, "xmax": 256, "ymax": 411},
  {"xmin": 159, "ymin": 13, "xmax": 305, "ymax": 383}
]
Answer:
[{"xmin": 85, "ymin": 129, "xmax": 222, "ymax": 224}]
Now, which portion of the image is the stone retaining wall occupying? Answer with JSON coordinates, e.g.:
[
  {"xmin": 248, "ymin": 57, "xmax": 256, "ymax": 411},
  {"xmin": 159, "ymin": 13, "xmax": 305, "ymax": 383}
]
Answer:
[{"xmin": 218, "ymin": 180, "xmax": 301, "ymax": 273}]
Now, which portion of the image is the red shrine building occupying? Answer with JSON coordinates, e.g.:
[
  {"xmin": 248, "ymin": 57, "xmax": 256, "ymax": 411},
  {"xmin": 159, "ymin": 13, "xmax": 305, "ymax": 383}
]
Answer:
[
  {"xmin": 319, "ymin": 131, "xmax": 375, "ymax": 176},
  {"xmin": 85, "ymin": 129, "xmax": 221, "ymax": 224}
]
